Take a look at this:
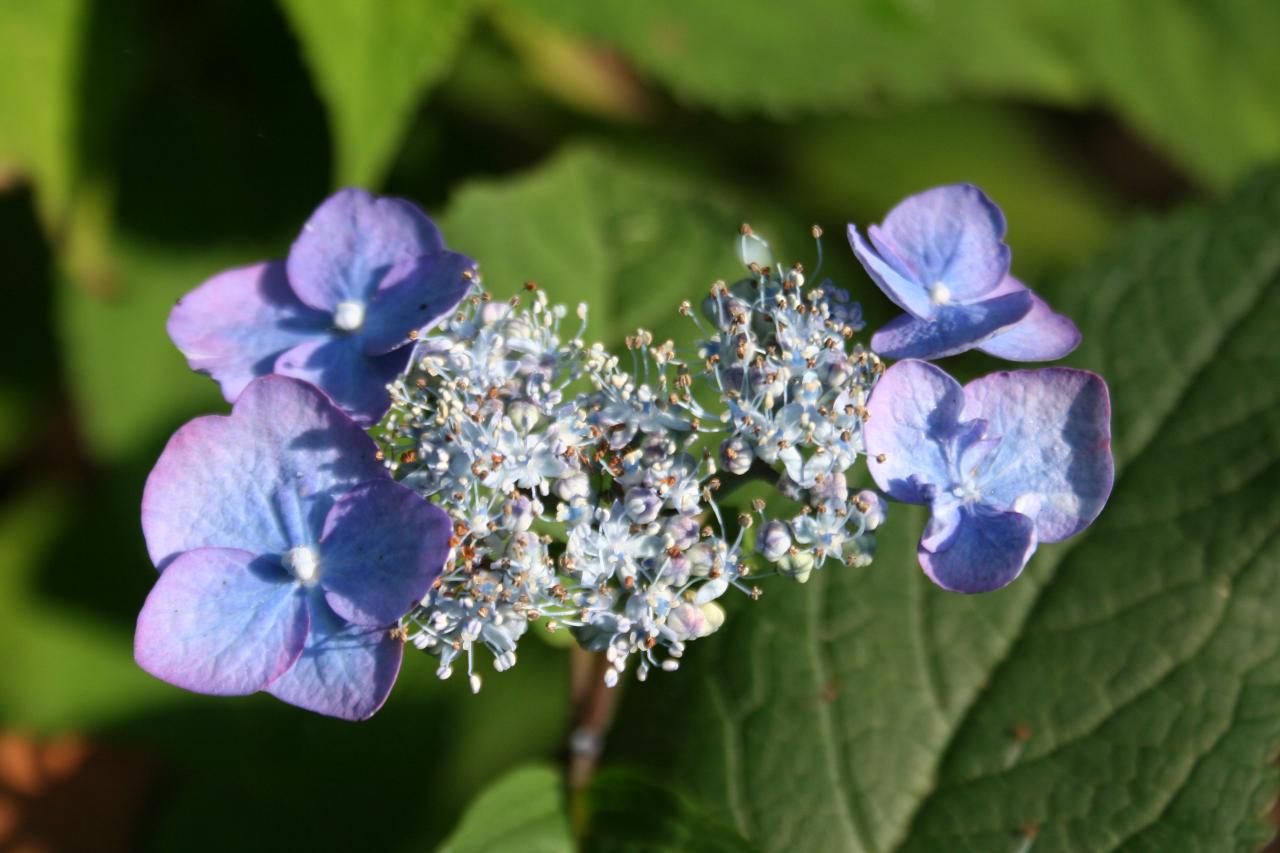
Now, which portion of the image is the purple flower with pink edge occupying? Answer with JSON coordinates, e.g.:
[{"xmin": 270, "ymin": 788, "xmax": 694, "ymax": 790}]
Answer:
[
  {"xmin": 168, "ymin": 188, "xmax": 475, "ymax": 425},
  {"xmin": 135, "ymin": 374, "xmax": 452, "ymax": 720},
  {"xmin": 864, "ymin": 359, "xmax": 1113, "ymax": 593},
  {"xmin": 847, "ymin": 184, "xmax": 1080, "ymax": 361}
]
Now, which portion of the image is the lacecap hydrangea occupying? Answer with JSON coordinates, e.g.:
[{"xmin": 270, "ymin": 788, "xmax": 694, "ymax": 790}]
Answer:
[{"xmin": 134, "ymin": 182, "xmax": 1113, "ymax": 719}]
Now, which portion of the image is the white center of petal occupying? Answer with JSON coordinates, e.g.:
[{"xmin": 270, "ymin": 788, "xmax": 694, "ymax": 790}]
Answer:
[
  {"xmin": 282, "ymin": 545, "xmax": 320, "ymax": 585},
  {"xmin": 928, "ymin": 281, "xmax": 951, "ymax": 305},
  {"xmin": 951, "ymin": 478, "xmax": 982, "ymax": 503},
  {"xmin": 333, "ymin": 300, "xmax": 366, "ymax": 332}
]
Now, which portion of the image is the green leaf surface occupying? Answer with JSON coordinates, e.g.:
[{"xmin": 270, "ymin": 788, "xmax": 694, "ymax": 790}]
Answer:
[
  {"xmin": 584, "ymin": 769, "xmax": 757, "ymax": 853},
  {"xmin": 0, "ymin": 0, "xmax": 88, "ymax": 222},
  {"xmin": 279, "ymin": 0, "xmax": 475, "ymax": 188},
  {"xmin": 603, "ymin": 169, "xmax": 1280, "ymax": 851},
  {"xmin": 440, "ymin": 147, "xmax": 744, "ymax": 347},
  {"xmin": 503, "ymin": 0, "xmax": 1280, "ymax": 188},
  {"xmin": 438, "ymin": 764, "xmax": 573, "ymax": 853},
  {"xmin": 0, "ymin": 490, "xmax": 177, "ymax": 731},
  {"xmin": 57, "ymin": 240, "xmax": 243, "ymax": 461}
]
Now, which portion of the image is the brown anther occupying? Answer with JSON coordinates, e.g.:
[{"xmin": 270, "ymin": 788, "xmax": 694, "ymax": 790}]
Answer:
[
  {"xmin": 400, "ymin": 449, "xmax": 418, "ymax": 465},
  {"xmin": 523, "ymin": 280, "xmax": 538, "ymax": 291},
  {"xmin": 875, "ymin": 453, "xmax": 887, "ymax": 463},
  {"xmin": 811, "ymin": 224, "xmax": 823, "ymax": 239},
  {"xmin": 462, "ymin": 268, "xmax": 475, "ymax": 280},
  {"xmin": 389, "ymin": 626, "xmax": 408, "ymax": 641},
  {"xmin": 407, "ymin": 329, "xmax": 419, "ymax": 340}
]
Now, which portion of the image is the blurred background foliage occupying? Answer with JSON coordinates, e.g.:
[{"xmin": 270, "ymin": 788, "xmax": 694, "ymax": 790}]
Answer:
[{"xmin": 0, "ymin": 0, "xmax": 1278, "ymax": 850}]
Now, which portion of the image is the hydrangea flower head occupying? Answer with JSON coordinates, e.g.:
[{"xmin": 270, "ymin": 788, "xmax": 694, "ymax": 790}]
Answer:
[
  {"xmin": 168, "ymin": 188, "xmax": 476, "ymax": 424},
  {"xmin": 136, "ymin": 375, "xmax": 452, "ymax": 719},
  {"xmin": 848, "ymin": 184, "xmax": 1079, "ymax": 361},
  {"xmin": 864, "ymin": 359, "xmax": 1113, "ymax": 592}
]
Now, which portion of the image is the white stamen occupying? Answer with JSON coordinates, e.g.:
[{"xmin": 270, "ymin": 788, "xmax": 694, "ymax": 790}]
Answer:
[
  {"xmin": 333, "ymin": 300, "xmax": 366, "ymax": 331},
  {"xmin": 282, "ymin": 545, "xmax": 319, "ymax": 584},
  {"xmin": 928, "ymin": 281, "xmax": 951, "ymax": 305}
]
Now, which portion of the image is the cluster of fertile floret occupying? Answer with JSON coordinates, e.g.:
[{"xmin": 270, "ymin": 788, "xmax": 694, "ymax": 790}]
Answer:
[{"xmin": 377, "ymin": 227, "xmax": 887, "ymax": 689}]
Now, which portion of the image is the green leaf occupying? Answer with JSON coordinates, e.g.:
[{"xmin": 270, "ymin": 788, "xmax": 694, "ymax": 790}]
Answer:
[
  {"xmin": 0, "ymin": 490, "xmax": 177, "ymax": 730},
  {"xmin": 438, "ymin": 764, "xmax": 573, "ymax": 853},
  {"xmin": 503, "ymin": 0, "xmax": 1280, "ymax": 188},
  {"xmin": 279, "ymin": 0, "xmax": 475, "ymax": 188},
  {"xmin": 0, "ymin": 0, "xmax": 88, "ymax": 223},
  {"xmin": 439, "ymin": 147, "xmax": 745, "ymax": 347},
  {"xmin": 604, "ymin": 168, "xmax": 1280, "ymax": 851},
  {"xmin": 584, "ymin": 769, "xmax": 757, "ymax": 853},
  {"xmin": 57, "ymin": 239, "xmax": 244, "ymax": 460}
]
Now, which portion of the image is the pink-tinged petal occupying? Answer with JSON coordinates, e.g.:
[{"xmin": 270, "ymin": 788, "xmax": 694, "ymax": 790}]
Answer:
[
  {"xmin": 167, "ymin": 261, "xmax": 330, "ymax": 401},
  {"xmin": 274, "ymin": 336, "xmax": 408, "ymax": 426},
  {"xmin": 848, "ymin": 225, "xmax": 935, "ymax": 319},
  {"xmin": 873, "ymin": 184, "xmax": 1010, "ymax": 302},
  {"xmin": 134, "ymin": 548, "xmax": 308, "ymax": 695},
  {"xmin": 870, "ymin": 289, "xmax": 1032, "ymax": 360},
  {"xmin": 864, "ymin": 360, "xmax": 964, "ymax": 504},
  {"xmin": 264, "ymin": 596, "xmax": 403, "ymax": 721},
  {"xmin": 142, "ymin": 375, "xmax": 386, "ymax": 569},
  {"xmin": 962, "ymin": 368, "xmax": 1113, "ymax": 542},
  {"xmin": 919, "ymin": 503, "xmax": 1037, "ymax": 593},
  {"xmin": 319, "ymin": 481, "xmax": 452, "ymax": 627},
  {"xmin": 360, "ymin": 250, "xmax": 475, "ymax": 355},
  {"xmin": 978, "ymin": 277, "xmax": 1081, "ymax": 361},
  {"xmin": 286, "ymin": 188, "xmax": 444, "ymax": 312}
]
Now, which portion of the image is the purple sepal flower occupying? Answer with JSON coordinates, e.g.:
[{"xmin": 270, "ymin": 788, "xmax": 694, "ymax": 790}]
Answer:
[
  {"xmin": 848, "ymin": 184, "xmax": 1079, "ymax": 361},
  {"xmin": 864, "ymin": 360, "xmax": 1113, "ymax": 593},
  {"xmin": 168, "ymin": 188, "xmax": 475, "ymax": 425},
  {"xmin": 137, "ymin": 375, "xmax": 452, "ymax": 719}
]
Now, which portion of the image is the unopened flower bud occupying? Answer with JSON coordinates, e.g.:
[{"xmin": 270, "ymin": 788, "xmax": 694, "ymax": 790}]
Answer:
[
  {"xmin": 855, "ymin": 489, "xmax": 886, "ymax": 530},
  {"xmin": 842, "ymin": 532, "xmax": 876, "ymax": 567},
  {"xmin": 719, "ymin": 436, "xmax": 754, "ymax": 476},
  {"xmin": 811, "ymin": 473, "xmax": 848, "ymax": 507},
  {"xmin": 758, "ymin": 520, "xmax": 793, "ymax": 562},
  {"xmin": 555, "ymin": 471, "xmax": 591, "ymax": 503},
  {"xmin": 666, "ymin": 515, "xmax": 700, "ymax": 550},
  {"xmin": 507, "ymin": 400, "xmax": 541, "ymax": 433},
  {"xmin": 503, "ymin": 494, "xmax": 537, "ymax": 531},
  {"xmin": 777, "ymin": 549, "xmax": 816, "ymax": 583},
  {"xmin": 624, "ymin": 487, "xmax": 661, "ymax": 524}
]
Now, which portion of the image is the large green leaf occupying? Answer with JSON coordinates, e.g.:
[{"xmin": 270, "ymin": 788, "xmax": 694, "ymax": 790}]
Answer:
[
  {"xmin": 438, "ymin": 764, "xmax": 573, "ymax": 853},
  {"xmin": 0, "ymin": 0, "xmax": 88, "ymax": 223},
  {"xmin": 502, "ymin": 0, "xmax": 1280, "ymax": 189},
  {"xmin": 602, "ymin": 169, "xmax": 1280, "ymax": 851},
  {"xmin": 0, "ymin": 490, "xmax": 177, "ymax": 730},
  {"xmin": 440, "ymin": 147, "xmax": 745, "ymax": 347},
  {"xmin": 279, "ymin": 0, "xmax": 475, "ymax": 188},
  {"xmin": 584, "ymin": 769, "xmax": 756, "ymax": 852},
  {"xmin": 57, "ymin": 239, "xmax": 245, "ymax": 461}
]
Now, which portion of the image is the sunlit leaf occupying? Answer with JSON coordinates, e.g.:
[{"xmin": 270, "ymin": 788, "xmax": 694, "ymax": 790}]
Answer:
[
  {"xmin": 605, "ymin": 168, "xmax": 1280, "ymax": 851},
  {"xmin": 279, "ymin": 0, "xmax": 475, "ymax": 188}
]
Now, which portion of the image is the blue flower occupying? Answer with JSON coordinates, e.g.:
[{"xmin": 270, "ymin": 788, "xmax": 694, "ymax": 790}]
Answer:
[
  {"xmin": 136, "ymin": 375, "xmax": 452, "ymax": 719},
  {"xmin": 848, "ymin": 184, "xmax": 1080, "ymax": 361},
  {"xmin": 168, "ymin": 188, "xmax": 475, "ymax": 425},
  {"xmin": 863, "ymin": 360, "xmax": 1113, "ymax": 592}
]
